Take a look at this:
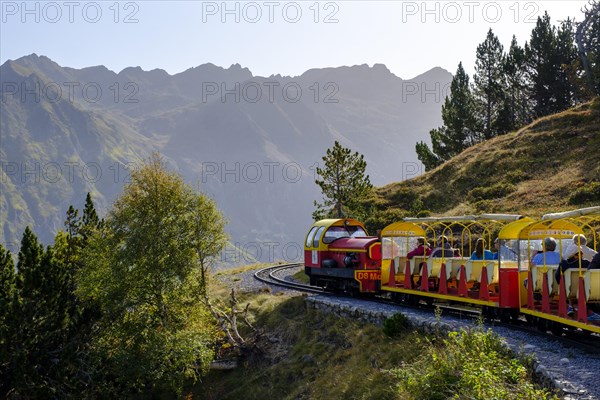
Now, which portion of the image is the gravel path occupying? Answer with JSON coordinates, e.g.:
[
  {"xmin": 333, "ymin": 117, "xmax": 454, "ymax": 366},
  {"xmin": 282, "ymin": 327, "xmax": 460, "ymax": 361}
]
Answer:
[{"xmin": 220, "ymin": 266, "xmax": 600, "ymax": 399}]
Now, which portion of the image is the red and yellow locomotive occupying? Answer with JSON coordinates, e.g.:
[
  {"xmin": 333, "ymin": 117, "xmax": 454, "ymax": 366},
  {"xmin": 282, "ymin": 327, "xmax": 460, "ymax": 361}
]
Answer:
[{"xmin": 303, "ymin": 219, "xmax": 381, "ymax": 294}]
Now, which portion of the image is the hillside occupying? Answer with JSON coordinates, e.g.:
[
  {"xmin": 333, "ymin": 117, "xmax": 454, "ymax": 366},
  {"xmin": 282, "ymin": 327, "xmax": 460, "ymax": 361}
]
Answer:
[{"xmin": 373, "ymin": 99, "xmax": 600, "ymax": 220}]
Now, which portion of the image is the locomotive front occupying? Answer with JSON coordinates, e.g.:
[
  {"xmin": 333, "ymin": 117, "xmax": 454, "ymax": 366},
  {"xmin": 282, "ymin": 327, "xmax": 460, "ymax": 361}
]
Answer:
[{"xmin": 304, "ymin": 219, "xmax": 381, "ymax": 294}]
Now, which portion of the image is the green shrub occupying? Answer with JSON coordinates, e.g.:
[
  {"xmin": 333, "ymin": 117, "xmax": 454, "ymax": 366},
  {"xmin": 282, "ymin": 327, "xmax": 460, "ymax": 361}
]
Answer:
[
  {"xmin": 468, "ymin": 182, "xmax": 517, "ymax": 202},
  {"xmin": 388, "ymin": 327, "xmax": 558, "ymax": 400},
  {"xmin": 505, "ymin": 169, "xmax": 528, "ymax": 184},
  {"xmin": 390, "ymin": 188, "xmax": 419, "ymax": 209},
  {"xmin": 569, "ymin": 181, "xmax": 600, "ymax": 204},
  {"xmin": 383, "ymin": 313, "xmax": 411, "ymax": 338}
]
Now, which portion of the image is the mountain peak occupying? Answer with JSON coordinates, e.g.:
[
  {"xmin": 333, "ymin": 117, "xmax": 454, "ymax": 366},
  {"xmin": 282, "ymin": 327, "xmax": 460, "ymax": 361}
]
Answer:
[{"xmin": 408, "ymin": 66, "xmax": 452, "ymax": 82}]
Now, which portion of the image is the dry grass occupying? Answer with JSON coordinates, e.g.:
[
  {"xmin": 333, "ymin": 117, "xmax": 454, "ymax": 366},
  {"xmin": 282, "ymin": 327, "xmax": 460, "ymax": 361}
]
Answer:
[{"xmin": 372, "ymin": 99, "xmax": 600, "ymax": 220}]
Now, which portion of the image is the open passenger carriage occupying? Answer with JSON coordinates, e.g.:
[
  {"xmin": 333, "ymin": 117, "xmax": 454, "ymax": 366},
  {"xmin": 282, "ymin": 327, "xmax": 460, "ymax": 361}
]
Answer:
[
  {"xmin": 380, "ymin": 215, "xmax": 523, "ymax": 317},
  {"xmin": 511, "ymin": 206, "xmax": 600, "ymax": 333}
]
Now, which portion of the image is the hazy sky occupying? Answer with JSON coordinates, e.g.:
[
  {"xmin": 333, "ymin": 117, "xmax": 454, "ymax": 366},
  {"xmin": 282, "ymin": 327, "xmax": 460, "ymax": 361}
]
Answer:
[{"xmin": 0, "ymin": 1, "xmax": 588, "ymax": 79}]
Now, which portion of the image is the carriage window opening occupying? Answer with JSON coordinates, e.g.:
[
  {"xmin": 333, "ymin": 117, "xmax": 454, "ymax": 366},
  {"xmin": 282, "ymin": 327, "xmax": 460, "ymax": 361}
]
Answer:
[
  {"xmin": 313, "ymin": 227, "xmax": 326, "ymax": 248},
  {"xmin": 306, "ymin": 227, "xmax": 318, "ymax": 248},
  {"xmin": 382, "ymin": 237, "xmax": 415, "ymax": 259},
  {"xmin": 323, "ymin": 225, "xmax": 367, "ymax": 244}
]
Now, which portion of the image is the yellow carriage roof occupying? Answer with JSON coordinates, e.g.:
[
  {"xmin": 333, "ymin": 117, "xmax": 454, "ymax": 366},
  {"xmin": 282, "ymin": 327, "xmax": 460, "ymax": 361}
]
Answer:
[
  {"xmin": 381, "ymin": 221, "xmax": 426, "ymax": 237},
  {"xmin": 498, "ymin": 217, "xmax": 584, "ymax": 240},
  {"xmin": 311, "ymin": 218, "xmax": 365, "ymax": 228}
]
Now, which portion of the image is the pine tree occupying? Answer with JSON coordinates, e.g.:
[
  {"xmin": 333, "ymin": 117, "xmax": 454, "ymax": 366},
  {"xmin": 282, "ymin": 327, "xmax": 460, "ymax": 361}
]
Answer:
[
  {"xmin": 0, "ymin": 245, "xmax": 16, "ymax": 397},
  {"xmin": 313, "ymin": 141, "xmax": 373, "ymax": 219},
  {"xmin": 502, "ymin": 35, "xmax": 530, "ymax": 131},
  {"xmin": 526, "ymin": 12, "xmax": 558, "ymax": 117},
  {"xmin": 415, "ymin": 132, "xmax": 443, "ymax": 171},
  {"xmin": 576, "ymin": 0, "xmax": 600, "ymax": 96},
  {"xmin": 16, "ymin": 226, "xmax": 44, "ymax": 291},
  {"xmin": 82, "ymin": 193, "xmax": 99, "ymax": 231},
  {"xmin": 416, "ymin": 62, "xmax": 479, "ymax": 170},
  {"xmin": 0, "ymin": 245, "xmax": 15, "ymax": 323},
  {"xmin": 473, "ymin": 28, "xmax": 506, "ymax": 139},
  {"xmin": 10, "ymin": 229, "xmax": 75, "ymax": 398},
  {"xmin": 554, "ymin": 18, "xmax": 579, "ymax": 108}
]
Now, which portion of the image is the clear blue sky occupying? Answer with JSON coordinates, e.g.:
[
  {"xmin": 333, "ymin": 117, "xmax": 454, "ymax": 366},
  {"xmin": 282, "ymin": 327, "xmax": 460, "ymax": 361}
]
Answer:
[{"xmin": 0, "ymin": 1, "xmax": 587, "ymax": 79}]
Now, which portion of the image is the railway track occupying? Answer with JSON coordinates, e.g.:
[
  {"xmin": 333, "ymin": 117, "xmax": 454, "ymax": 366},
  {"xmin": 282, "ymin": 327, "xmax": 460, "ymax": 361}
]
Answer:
[
  {"xmin": 254, "ymin": 263, "xmax": 325, "ymax": 294},
  {"xmin": 253, "ymin": 263, "xmax": 600, "ymax": 354}
]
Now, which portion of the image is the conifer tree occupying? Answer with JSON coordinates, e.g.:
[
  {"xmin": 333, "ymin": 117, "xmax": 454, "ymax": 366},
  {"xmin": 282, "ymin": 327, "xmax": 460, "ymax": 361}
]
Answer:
[
  {"xmin": 554, "ymin": 18, "xmax": 579, "ymax": 108},
  {"xmin": 0, "ymin": 245, "xmax": 15, "ymax": 323},
  {"xmin": 576, "ymin": 0, "xmax": 600, "ymax": 96},
  {"xmin": 0, "ymin": 245, "xmax": 16, "ymax": 397},
  {"xmin": 82, "ymin": 193, "xmax": 100, "ymax": 233},
  {"xmin": 8, "ymin": 228, "xmax": 73, "ymax": 397},
  {"xmin": 313, "ymin": 141, "xmax": 372, "ymax": 219},
  {"xmin": 416, "ymin": 62, "xmax": 478, "ymax": 170},
  {"xmin": 473, "ymin": 28, "xmax": 506, "ymax": 139},
  {"xmin": 526, "ymin": 12, "xmax": 559, "ymax": 117},
  {"xmin": 502, "ymin": 35, "xmax": 530, "ymax": 132}
]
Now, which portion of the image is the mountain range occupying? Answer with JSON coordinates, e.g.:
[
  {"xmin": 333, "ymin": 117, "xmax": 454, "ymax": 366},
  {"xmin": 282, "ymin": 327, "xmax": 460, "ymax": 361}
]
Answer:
[{"xmin": 0, "ymin": 54, "xmax": 452, "ymax": 262}]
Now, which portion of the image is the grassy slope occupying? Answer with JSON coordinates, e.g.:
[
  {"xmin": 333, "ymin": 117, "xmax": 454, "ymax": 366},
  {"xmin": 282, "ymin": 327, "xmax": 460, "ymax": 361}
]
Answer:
[
  {"xmin": 189, "ymin": 293, "xmax": 557, "ymax": 400},
  {"xmin": 374, "ymin": 99, "xmax": 600, "ymax": 219}
]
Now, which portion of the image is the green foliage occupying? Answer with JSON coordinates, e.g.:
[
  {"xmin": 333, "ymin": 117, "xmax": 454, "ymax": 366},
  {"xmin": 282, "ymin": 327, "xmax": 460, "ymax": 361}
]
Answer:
[
  {"xmin": 313, "ymin": 141, "xmax": 373, "ymax": 219},
  {"xmin": 415, "ymin": 9, "xmax": 591, "ymax": 169},
  {"xmin": 526, "ymin": 13, "xmax": 578, "ymax": 117},
  {"xmin": 502, "ymin": 35, "xmax": 531, "ymax": 132},
  {"xmin": 0, "ymin": 245, "xmax": 16, "ymax": 394},
  {"xmin": 569, "ymin": 181, "xmax": 600, "ymax": 204},
  {"xmin": 77, "ymin": 153, "xmax": 226, "ymax": 395},
  {"xmin": 3, "ymin": 228, "xmax": 78, "ymax": 398},
  {"xmin": 468, "ymin": 182, "xmax": 517, "ymax": 202},
  {"xmin": 362, "ymin": 208, "xmax": 407, "ymax": 235},
  {"xmin": 383, "ymin": 313, "xmax": 410, "ymax": 338},
  {"xmin": 415, "ymin": 137, "xmax": 443, "ymax": 171},
  {"xmin": 81, "ymin": 192, "xmax": 101, "ymax": 242},
  {"xmin": 416, "ymin": 63, "xmax": 479, "ymax": 171},
  {"xmin": 389, "ymin": 327, "xmax": 558, "ymax": 400},
  {"xmin": 193, "ymin": 294, "xmax": 551, "ymax": 400},
  {"xmin": 474, "ymin": 28, "xmax": 506, "ymax": 138}
]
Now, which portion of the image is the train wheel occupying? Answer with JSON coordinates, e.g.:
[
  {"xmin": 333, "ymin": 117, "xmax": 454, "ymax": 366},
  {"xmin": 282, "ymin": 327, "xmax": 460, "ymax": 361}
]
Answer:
[
  {"xmin": 537, "ymin": 318, "xmax": 548, "ymax": 333},
  {"xmin": 309, "ymin": 276, "xmax": 318, "ymax": 287},
  {"xmin": 482, "ymin": 306, "xmax": 496, "ymax": 320},
  {"xmin": 424, "ymin": 297, "xmax": 434, "ymax": 307},
  {"xmin": 550, "ymin": 321, "xmax": 565, "ymax": 336},
  {"xmin": 525, "ymin": 314, "xmax": 535, "ymax": 326},
  {"xmin": 406, "ymin": 294, "xmax": 419, "ymax": 306},
  {"xmin": 500, "ymin": 309, "xmax": 511, "ymax": 323}
]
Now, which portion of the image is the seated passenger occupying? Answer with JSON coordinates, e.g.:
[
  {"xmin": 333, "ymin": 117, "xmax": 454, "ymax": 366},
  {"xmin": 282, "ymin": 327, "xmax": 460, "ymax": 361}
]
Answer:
[
  {"xmin": 492, "ymin": 238, "xmax": 517, "ymax": 261},
  {"xmin": 431, "ymin": 236, "xmax": 455, "ymax": 258},
  {"xmin": 563, "ymin": 234, "xmax": 597, "ymax": 262},
  {"xmin": 470, "ymin": 238, "xmax": 494, "ymax": 260},
  {"xmin": 590, "ymin": 252, "xmax": 600, "ymax": 270},
  {"xmin": 554, "ymin": 255, "xmax": 590, "ymax": 284},
  {"xmin": 555, "ymin": 254, "xmax": 597, "ymax": 319},
  {"xmin": 531, "ymin": 237, "xmax": 560, "ymax": 265},
  {"xmin": 407, "ymin": 237, "xmax": 432, "ymax": 259}
]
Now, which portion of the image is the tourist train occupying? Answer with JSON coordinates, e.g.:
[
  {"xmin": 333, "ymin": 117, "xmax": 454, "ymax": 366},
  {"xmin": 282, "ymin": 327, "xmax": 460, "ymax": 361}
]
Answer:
[{"xmin": 304, "ymin": 206, "xmax": 600, "ymax": 334}]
